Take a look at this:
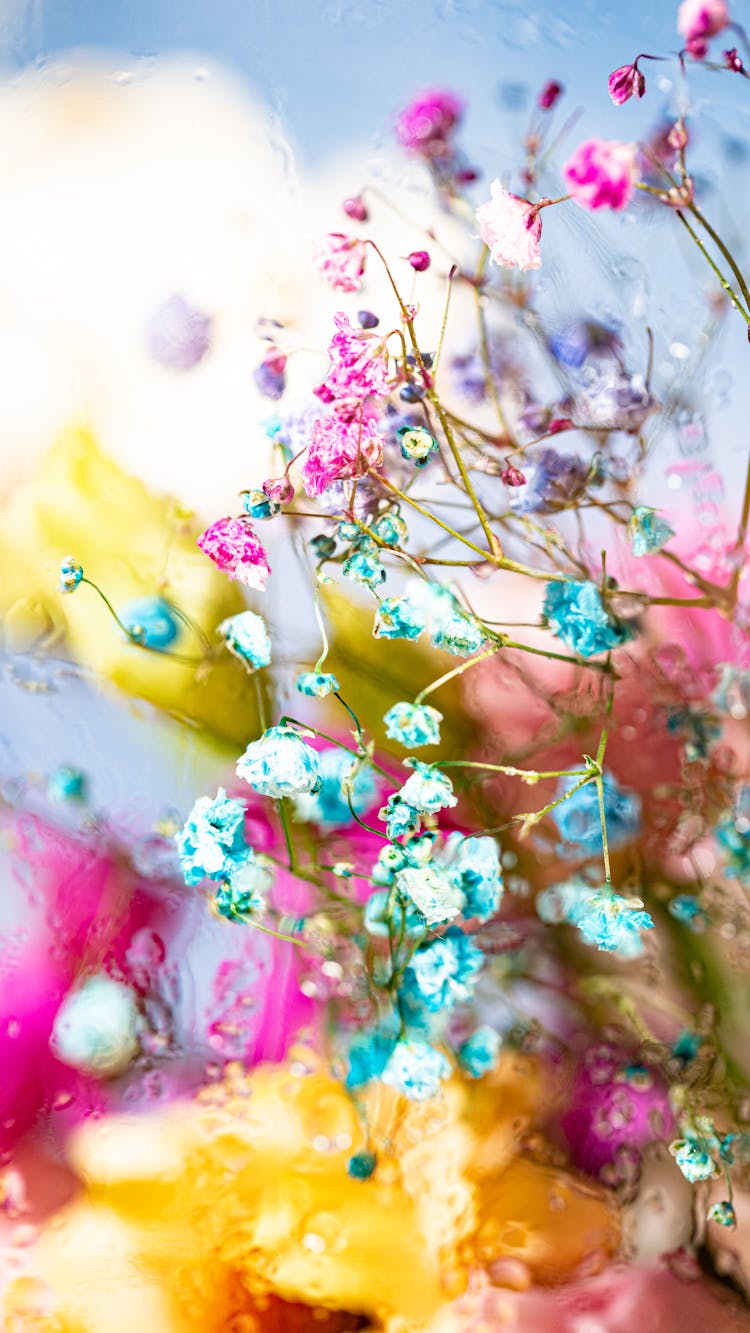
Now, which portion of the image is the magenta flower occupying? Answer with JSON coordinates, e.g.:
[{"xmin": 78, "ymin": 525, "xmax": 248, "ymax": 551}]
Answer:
[
  {"xmin": 395, "ymin": 89, "xmax": 464, "ymax": 155},
  {"xmin": 677, "ymin": 0, "xmax": 729, "ymax": 57},
  {"xmin": 197, "ymin": 517, "xmax": 271, "ymax": 590},
  {"xmin": 317, "ymin": 311, "xmax": 390, "ymax": 405},
  {"xmin": 313, "ymin": 233, "xmax": 368, "ymax": 293},
  {"xmin": 538, "ymin": 79, "xmax": 564, "ymax": 110},
  {"xmin": 301, "ymin": 416, "xmax": 384, "ymax": 498},
  {"xmin": 608, "ymin": 62, "xmax": 646, "ymax": 104},
  {"xmin": 563, "ymin": 138, "xmax": 638, "ymax": 212},
  {"xmin": 475, "ymin": 180, "xmax": 542, "ymax": 272}
]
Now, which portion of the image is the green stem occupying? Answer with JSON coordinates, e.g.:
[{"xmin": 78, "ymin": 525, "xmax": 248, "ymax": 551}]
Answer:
[
  {"xmin": 673, "ymin": 209, "xmax": 750, "ymax": 322},
  {"xmin": 688, "ymin": 200, "xmax": 750, "ymax": 313},
  {"xmin": 414, "ymin": 646, "xmax": 500, "ymax": 704}
]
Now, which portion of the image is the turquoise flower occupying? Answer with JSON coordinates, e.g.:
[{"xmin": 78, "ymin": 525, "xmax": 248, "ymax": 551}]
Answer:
[
  {"xmin": 671, "ymin": 1126, "xmax": 721, "ymax": 1183},
  {"xmin": 458, "ymin": 1025, "xmax": 501, "ymax": 1078},
  {"xmin": 399, "ymin": 761, "xmax": 457, "ymax": 815},
  {"xmin": 119, "ymin": 596, "xmax": 180, "ymax": 650},
  {"xmin": 401, "ymin": 928, "xmax": 484, "ymax": 1014},
  {"xmin": 213, "ymin": 856, "xmax": 271, "ymax": 922},
  {"xmin": 384, "ymin": 701, "xmax": 442, "ymax": 748},
  {"xmin": 553, "ymin": 773, "xmax": 641, "ymax": 853},
  {"xmin": 382, "ymin": 1040, "xmax": 451, "ymax": 1100},
  {"xmin": 347, "ymin": 1151, "xmax": 378, "ymax": 1180},
  {"xmin": 52, "ymin": 975, "xmax": 139, "ymax": 1076},
  {"xmin": 373, "ymin": 596, "xmax": 425, "ymax": 641},
  {"xmin": 708, "ymin": 1201, "xmax": 737, "ymax": 1228},
  {"xmin": 59, "ymin": 556, "xmax": 83, "ymax": 593},
  {"xmin": 343, "ymin": 547, "xmax": 386, "ymax": 589},
  {"xmin": 293, "ymin": 748, "xmax": 380, "ymax": 828},
  {"xmin": 668, "ymin": 894, "xmax": 710, "ymax": 931},
  {"xmin": 241, "ymin": 488, "xmax": 280, "ymax": 520},
  {"xmin": 218, "ymin": 610, "xmax": 272, "ymax": 668},
  {"xmin": 628, "ymin": 505, "xmax": 674, "ymax": 557},
  {"xmin": 295, "ymin": 670, "xmax": 340, "ymax": 697},
  {"xmin": 372, "ymin": 512, "xmax": 408, "ymax": 546},
  {"xmin": 444, "ymin": 833, "xmax": 503, "ymax": 922},
  {"xmin": 346, "ymin": 1027, "xmax": 398, "ymax": 1090},
  {"xmin": 432, "ymin": 610, "xmax": 485, "ymax": 657},
  {"xmin": 48, "ymin": 766, "xmax": 86, "ymax": 802},
  {"xmin": 542, "ymin": 580, "xmax": 634, "ymax": 657},
  {"xmin": 363, "ymin": 888, "xmax": 423, "ymax": 938},
  {"xmin": 380, "ymin": 793, "xmax": 422, "ymax": 841},
  {"xmin": 395, "ymin": 864, "xmax": 464, "ymax": 926},
  {"xmin": 176, "ymin": 788, "xmax": 251, "ymax": 886},
  {"xmin": 236, "ymin": 726, "xmax": 321, "ymax": 799},
  {"xmin": 536, "ymin": 879, "xmax": 654, "ymax": 957},
  {"xmin": 396, "ymin": 424, "xmax": 439, "ymax": 467}
]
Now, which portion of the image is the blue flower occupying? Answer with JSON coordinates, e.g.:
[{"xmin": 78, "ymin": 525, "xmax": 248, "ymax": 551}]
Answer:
[
  {"xmin": 509, "ymin": 449, "xmax": 589, "ymax": 515},
  {"xmin": 48, "ymin": 766, "xmax": 86, "ymax": 802},
  {"xmin": 396, "ymin": 424, "xmax": 439, "ymax": 467},
  {"xmin": 343, "ymin": 547, "xmax": 386, "ymax": 589},
  {"xmin": 708, "ymin": 1201, "xmax": 737, "ymax": 1228},
  {"xmin": 380, "ymin": 793, "xmax": 422, "ymax": 841},
  {"xmin": 176, "ymin": 788, "xmax": 251, "ymax": 885},
  {"xmin": 398, "ymin": 762, "xmax": 457, "ymax": 815},
  {"xmin": 241, "ymin": 489, "xmax": 280, "ymax": 520},
  {"xmin": 346, "ymin": 1027, "xmax": 398, "ymax": 1090},
  {"xmin": 542, "ymin": 580, "xmax": 634, "ymax": 657},
  {"xmin": 382, "ymin": 1040, "xmax": 451, "ymax": 1100},
  {"xmin": 384, "ymin": 701, "xmax": 442, "ymax": 748},
  {"xmin": 537, "ymin": 878, "xmax": 654, "ymax": 957},
  {"xmin": 236, "ymin": 726, "xmax": 321, "ymax": 799},
  {"xmin": 401, "ymin": 928, "xmax": 484, "ymax": 1014},
  {"xmin": 716, "ymin": 792, "xmax": 750, "ymax": 879},
  {"xmin": 553, "ymin": 773, "xmax": 641, "ymax": 853},
  {"xmin": 458, "ymin": 1025, "xmax": 501, "ymax": 1078},
  {"xmin": 213, "ymin": 856, "xmax": 271, "ymax": 922},
  {"xmin": 373, "ymin": 597, "xmax": 425, "ymax": 642},
  {"xmin": 52, "ymin": 975, "xmax": 139, "ymax": 1075},
  {"xmin": 363, "ymin": 888, "xmax": 423, "ymax": 938},
  {"xmin": 628, "ymin": 506, "xmax": 675, "ymax": 557},
  {"xmin": 218, "ymin": 611, "xmax": 272, "ymax": 668},
  {"xmin": 432, "ymin": 610, "xmax": 486, "ymax": 657},
  {"xmin": 119, "ymin": 596, "xmax": 181, "ymax": 650},
  {"xmin": 347, "ymin": 1151, "xmax": 378, "ymax": 1180},
  {"xmin": 59, "ymin": 556, "xmax": 83, "ymax": 593},
  {"xmin": 293, "ymin": 748, "xmax": 380, "ymax": 828},
  {"xmin": 395, "ymin": 864, "xmax": 464, "ymax": 926},
  {"xmin": 670, "ymin": 1123, "xmax": 721, "ymax": 1183},
  {"xmin": 295, "ymin": 670, "xmax": 339, "ymax": 697},
  {"xmin": 444, "ymin": 833, "xmax": 503, "ymax": 922},
  {"xmin": 372, "ymin": 512, "xmax": 408, "ymax": 546},
  {"xmin": 668, "ymin": 894, "xmax": 710, "ymax": 931}
]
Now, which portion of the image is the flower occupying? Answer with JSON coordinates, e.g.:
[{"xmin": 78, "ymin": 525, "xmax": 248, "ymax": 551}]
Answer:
[
  {"xmin": 48, "ymin": 765, "xmax": 86, "ymax": 802},
  {"xmin": 677, "ymin": 0, "xmax": 729, "ymax": 57},
  {"xmin": 119, "ymin": 595, "xmax": 181, "ymax": 650},
  {"xmin": 384, "ymin": 700, "xmax": 443, "ymax": 748},
  {"xmin": 301, "ymin": 416, "xmax": 384, "ymax": 498},
  {"xmin": 213, "ymin": 856, "xmax": 270, "ymax": 922},
  {"xmin": 253, "ymin": 347, "xmax": 286, "ymax": 400},
  {"xmin": 458, "ymin": 1025, "xmax": 501, "ymax": 1078},
  {"xmin": 608, "ymin": 62, "xmax": 646, "ymax": 104},
  {"xmin": 295, "ymin": 670, "xmax": 339, "ymax": 697},
  {"xmin": 313, "ymin": 232, "xmax": 368, "ymax": 293},
  {"xmin": 51, "ymin": 974, "xmax": 140, "ymax": 1076},
  {"xmin": 552, "ymin": 773, "xmax": 641, "ymax": 852},
  {"xmin": 408, "ymin": 249, "xmax": 431, "ymax": 271},
  {"xmin": 342, "ymin": 546, "xmax": 386, "ymax": 588},
  {"xmin": 476, "ymin": 180, "xmax": 542, "ymax": 272},
  {"xmin": 346, "ymin": 1026, "xmax": 398, "ymax": 1089},
  {"xmin": 176, "ymin": 787, "xmax": 252, "ymax": 885},
  {"xmin": 395, "ymin": 89, "xmax": 464, "ymax": 155},
  {"xmin": 395, "ymin": 864, "xmax": 465, "ymax": 925},
  {"xmin": 542, "ymin": 579, "xmax": 634, "ymax": 657},
  {"xmin": 401, "ymin": 928, "xmax": 484, "ymax": 1014},
  {"xmin": 709, "ymin": 1200, "xmax": 737, "ymax": 1227},
  {"xmin": 318, "ymin": 312, "xmax": 390, "ymax": 404},
  {"xmin": 197, "ymin": 516, "xmax": 271, "ymax": 590},
  {"xmin": 293, "ymin": 748, "xmax": 380, "ymax": 828},
  {"xmin": 145, "ymin": 293, "xmax": 212, "ymax": 371},
  {"xmin": 398, "ymin": 761, "xmax": 457, "ymax": 815},
  {"xmin": 347, "ymin": 1149, "xmax": 378, "ymax": 1179},
  {"xmin": 671, "ymin": 1130, "xmax": 721, "ymax": 1182},
  {"xmin": 373, "ymin": 596, "xmax": 426, "ymax": 641},
  {"xmin": 538, "ymin": 79, "xmax": 564, "ymax": 110},
  {"xmin": 538, "ymin": 882, "xmax": 655, "ymax": 957},
  {"xmin": 443, "ymin": 833, "xmax": 504, "ymax": 922},
  {"xmin": 371, "ymin": 512, "xmax": 408, "ymax": 546},
  {"xmin": 241, "ymin": 488, "xmax": 280, "ymax": 520},
  {"xmin": 397, "ymin": 423, "xmax": 439, "ymax": 467},
  {"xmin": 59, "ymin": 555, "xmax": 83, "ymax": 592},
  {"xmin": 432, "ymin": 609, "xmax": 486, "ymax": 657},
  {"xmin": 508, "ymin": 449, "xmax": 589, "ymax": 515},
  {"xmin": 236, "ymin": 725, "xmax": 321, "ymax": 799},
  {"xmin": 382, "ymin": 1039, "xmax": 452, "ymax": 1100},
  {"xmin": 218, "ymin": 610, "xmax": 272, "ymax": 668},
  {"xmin": 380, "ymin": 794, "xmax": 422, "ymax": 840},
  {"xmin": 363, "ymin": 887, "xmax": 423, "ymax": 938},
  {"xmin": 562, "ymin": 138, "xmax": 638, "ymax": 211},
  {"xmin": 629, "ymin": 505, "xmax": 675, "ymax": 556}
]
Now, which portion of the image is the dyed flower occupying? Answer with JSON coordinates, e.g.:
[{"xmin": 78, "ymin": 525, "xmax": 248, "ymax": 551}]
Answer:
[
  {"xmin": 397, "ymin": 424, "xmax": 440, "ymax": 467},
  {"xmin": 395, "ymin": 864, "xmax": 464, "ymax": 926},
  {"xmin": 677, "ymin": 0, "xmax": 729, "ymax": 57},
  {"xmin": 373, "ymin": 597, "xmax": 426, "ymax": 642},
  {"xmin": 542, "ymin": 579, "xmax": 634, "ymax": 657},
  {"xmin": 444, "ymin": 833, "xmax": 504, "ymax": 922},
  {"xmin": 382, "ymin": 1039, "xmax": 451, "ymax": 1100},
  {"xmin": 319, "ymin": 312, "xmax": 390, "ymax": 404},
  {"xmin": 197, "ymin": 516, "xmax": 271, "ymax": 591},
  {"xmin": 668, "ymin": 894, "xmax": 710, "ymax": 931},
  {"xmin": 398, "ymin": 761, "xmax": 457, "ymax": 815},
  {"xmin": 408, "ymin": 249, "xmax": 431, "ymax": 271},
  {"xmin": 563, "ymin": 138, "xmax": 638, "ymax": 211},
  {"xmin": 381, "ymin": 793, "xmax": 422, "ymax": 841},
  {"xmin": 213, "ymin": 857, "xmax": 270, "ymax": 922},
  {"xmin": 217, "ymin": 610, "xmax": 272, "ymax": 668},
  {"xmin": 176, "ymin": 787, "xmax": 252, "ymax": 886},
  {"xmin": 52, "ymin": 974, "xmax": 140, "ymax": 1076},
  {"xmin": 629, "ymin": 505, "xmax": 675, "ymax": 556},
  {"xmin": 241, "ymin": 488, "xmax": 280, "ymax": 520},
  {"xmin": 608, "ymin": 62, "xmax": 646, "ymax": 104},
  {"xmin": 347, "ymin": 1149, "xmax": 378, "ymax": 1179},
  {"xmin": 508, "ymin": 449, "xmax": 589, "ymax": 515},
  {"xmin": 346, "ymin": 1027, "xmax": 398, "ymax": 1089},
  {"xmin": 363, "ymin": 887, "xmax": 423, "ymax": 938},
  {"xmin": 538, "ymin": 79, "xmax": 564, "ymax": 110},
  {"xmin": 253, "ymin": 347, "xmax": 286, "ymax": 400},
  {"xmin": 395, "ymin": 89, "xmax": 464, "ymax": 155},
  {"xmin": 342, "ymin": 546, "xmax": 386, "ymax": 588},
  {"xmin": 59, "ymin": 555, "xmax": 83, "ymax": 593},
  {"xmin": 119, "ymin": 595, "xmax": 181, "ymax": 650},
  {"xmin": 384, "ymin": 701, "xmax": 443, "ymax": 748},
  {"xmin": 313, "ymin": 232, "xmax": 368, "ymax": 293},
  {"xmin": 458, "ymin": 1025, "xmax": 501, "ymax": 1078},
  {"xmin": 301, "ymin": 416, "xmax": 384, "ymax": 498},
  {"xmin": 476, "ymin": 180, "xmax": 542, "ymax": 272},
  {"xmin": 401, "ymin": 928, "xmax": 484, "ymax": 1014},
  {"xmin": 553, "ymin": 773, "xmax": 641, "ymax": 852},
  {"xmin": 293, "ymin": 748, "xmax": 380, "ymax": 828},
  {"xmin": 236, "ymin": 725, "xmax": 321, "ymax": 799},
  {"xmin": 671, "ymin": 1131, "xmax": 721, "ymax": 1182},
  {"xmin": 48, "ymin": 765, "xmax": 87, "ymax": 802},
  {"xmin": 145, "ymin": 293, "xmax": 212, "ymax": 371},
  {"xmin": 709, "ymin": 1200, "xmax": 737, "ymax": 1227},
  {"xmin": 432, "ymin": 609, "xmax": 486, "ymax": 657},
  {"xmin": 295, "ymin": 670, "xmax": 339, "ymax": 697},
  {"xmin": 537, "ymin": 878, "xmax": 654, "ymax": 956},
  {"xmin": 371, "ymin": 512, "xmax": 408, "ymax": 546}
]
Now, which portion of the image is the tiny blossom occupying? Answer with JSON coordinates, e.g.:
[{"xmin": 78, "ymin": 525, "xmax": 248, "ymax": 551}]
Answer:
[
  {"xmin": 363, "ymin": 888, "xmax": 423, "ymax": 938},
  {"xmin": 476, "ymin": 180, "xmax": 542, "ymax": 272},
  {"xmin": 48, "ymin": 766, "xmax": 86, "ymax": 802},
  {"xmin": 629, "ymin": 506, "xmax": 675, "ymax": 556},
  {"xmin": 342, "ymin": 195, "xmax": 368, "ymax": 222},
  {"xmin": 373, "ymin": 597, "xmax": 426, "ymax": 642},
  {"xmin": 347, "ymin": 1027, "xmax": 398, "ymax": 1090},
  {"xmin": 538, "ymin": 79, "xmax": 564, "ymax": 110},
  {"xmin": 236, "ymin": 726, "xmax": 321, "ymax": 799},
  {"xmin": 401, "ymin": 928, "xmax": 484, "ymax": 1014},
  {"xmin": 668, "ymin": 894, "xmax": 710, "ymax": 931},
  {"xmin": 458, "ymin": 1025, "xmax": 502, "ymax": 1078},
  {"xmin": 372, "ymin": 513, "xmax": 408, "ymax": 546},
  {"xmin": 347, "ymin": 1151, "xmax": 377, "ymax": 1180},
  {"xmin": 213, "ymin": 857, "xmax": 271, "ymax": 923},
  {"xmin": 52, "ymin": 975, "xmax": 139, "ymax": 1076},
  {"xmin": 384, "ymin": 701, "xmax": 443, "ymax": 748},
  {"xmin": 380, "ymin": 793, "xmax": 422, "ymax": 841},
  {"xmin": 358, "ymin": 309, "xmax": 379, "ymax": 329},
  {"xmin": 119, "ymin": 596, "xmax": 181, "ymax": 651},
  {"xmin": 218, "ymin": 611, "xmax": 272, "ymax": 669},
  {"xmin": 432, "ymin": 610, "xmax": 486, "ymax": 657},
  {"xmin": 176, "ymin": 788, "xmax": 252, "ymax": 886},
  {"xmin": 537, "ymin": 879, "xmax": 654, "ymax": 956},
  {"xmin": 145, "ymin": 293, "xmax": 212, "ymax": 371},
  {"xmin": 563, "ymin": 138, "xmax": 638, "ymax": 212},
  {"xmin": 677, "ymin": 0, "xmax": 729, "ymax": 57},
  {"xmin": 395, "ymin": 89, "xmax": 464, "ymax": 155},
  {"xmin": 59, "ymin": 556, "xmax": 83, "ymax": 593},
  {"xmin": 301, "ymin": 416, "xmax": 384, "ymax": 498},
  {"xmin": 395, "ymin": 864, "xmax": 464, "ymax": 926},
  {"xmin": 262, "ymin": 475, "xmax": 295, "ymax": 504},
  {"xmin": 443, "ymin": 833, "xmax": 504, "ymax": 922},
  {"xmin": 501, "ymin": 464, "xmax": 526, "ymax": 487},
  {"xmin": 553, "ymin": 773, "xmax": 641, "ymax": 852},
  {"xmin": 397, "ymin": 424, "xmax": 439, "ymax": 467},
  {"xmin": 241, "ymin": 489, "xmax": 280, "ymax": 520},
  {"xmin": 294, "ymin": 749, "xmax": 380, "ymax": 829},
  {"xmin": 724, "ymin": 46, "xmax": 744, "ymax": 71},
  {"xmin": 253, "ymin": 347, "xmax": 287, "ymax": 400},
  {"xmin": 319, "ymin": 312, "xmax": 390, "ymax": 404},
  {"xmin": 608, "ymin": 63, "xmax": 646, "ymax": 105},
  {"xmin": 381, "ymin": 1040, "xmax": 451, "ymax": 1101},
  {"xmin": 709, "ymin": 1201, "xmax": 737, "ymax": 1228},
  {"xmin": 398, "ymin": 761, "xmax": 457, "ymax": 815},
  {"xmin": 313, "ymin": 232, "xmax": 367, "ymax": 293},
  {"xmin": 542, "ymin": 579, "xmax": 634, "ymax": 657},
  {"xmin": 408, "ymin": 250, "xmax": 431, "ymax": 271},
  {"xmin": 197, "ymin": 517, "xmax": 271, "ymax": 591},
  {"xmin": 508, "ymin": 449, "xmax": 589, "ymax": 515},
  {"xmin": 670, "ymin": 1129, "xmax": 721, "ymax": 1182},
  {"xmin": 342, "ymin": 546, "xmax": 386, "ymax": 589},
  {"xmin": 295, "ymin": 670, "xmax": 339, "ymax": 697}
]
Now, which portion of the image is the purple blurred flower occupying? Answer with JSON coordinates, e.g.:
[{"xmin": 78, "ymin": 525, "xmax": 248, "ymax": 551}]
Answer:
[{"xmin": 145, "ymin": 294, "xmax": 213, "ymax": 371}]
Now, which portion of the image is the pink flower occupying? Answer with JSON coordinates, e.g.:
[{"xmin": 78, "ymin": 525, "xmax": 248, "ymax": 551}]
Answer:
[
  {"xmin": 608, "ymin": 62, "xmax": 646, "ymax": 104},
  {"xmin": 316, "ymin": 312, "xmax": 390, "ymax": 406},
  {"xmin": 395, "ymin": 89, "xmax": 464, "ymax": 154},
  {"xmin": 313, "ymin": 233, "xmax": 367, "ymax": 293},
  {"xmin": 563, "ymin": 138, "xmax": 638, "ymax": 211},
  {"xmin": 677, "ymin": 0, "xmax": 729, "ymax": 57},
  {"xmin": 196, "ymin": 516, "xmax": 271, "ymax": 590},
  {"xmin": 475, "ymin": 180, "xmax": 542, "ymax": 272},
  {"xmin": 538, "ymin": 79, "xmax": 564, "ymax": 110},
  {"xmin": 301, "ymin": 415, "xmax": 383, "ymax": 497}
]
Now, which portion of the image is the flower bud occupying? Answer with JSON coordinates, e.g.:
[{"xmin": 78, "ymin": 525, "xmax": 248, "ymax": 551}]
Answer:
[{"xmin": 608, "ymin": 63, "xmax": 646, "ymax": 105}]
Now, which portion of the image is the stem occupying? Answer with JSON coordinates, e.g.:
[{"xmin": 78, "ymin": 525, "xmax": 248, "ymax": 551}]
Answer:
[
  {"xmin": 593, "ymin": 729, "xmax": 611, "ymax": 885},
  {"xmin": 79, "ymin": 578, "xmax": 206, "ymax": 666},
  {"xmin": 688, "ymin": 200, "xmax": 750, "ymax": 313},
  {"xmin": 413, "ymin": 646, "xmax": 500, "ymax": 704},
  {"xmin": 671, "ymin": 208, "xmax": 750, "ymax": 323}
]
